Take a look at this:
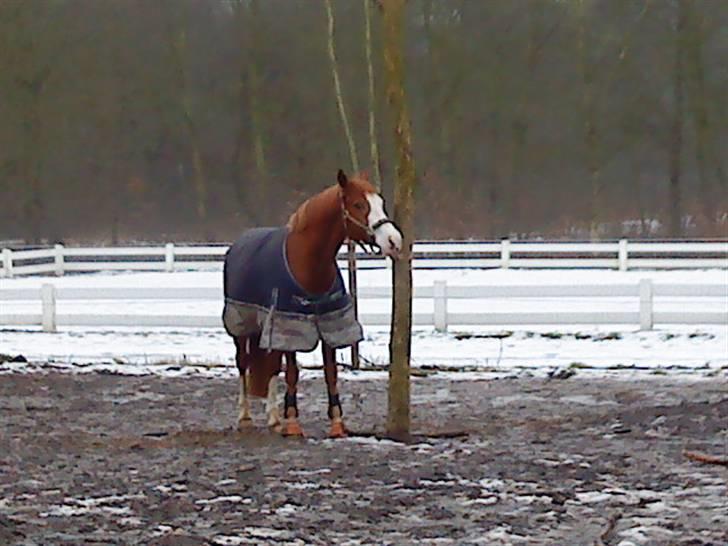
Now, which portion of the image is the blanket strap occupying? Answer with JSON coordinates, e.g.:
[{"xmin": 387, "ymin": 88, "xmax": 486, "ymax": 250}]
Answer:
[{"xmin": 264, "ymin": 288, "xmax": 279, "ymax": 353}]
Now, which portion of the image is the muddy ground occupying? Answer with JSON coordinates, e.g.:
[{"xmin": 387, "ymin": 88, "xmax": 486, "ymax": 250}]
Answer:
[{"xmin": 0, "ymin": 370, "xmax": 726, "ymax": 545}]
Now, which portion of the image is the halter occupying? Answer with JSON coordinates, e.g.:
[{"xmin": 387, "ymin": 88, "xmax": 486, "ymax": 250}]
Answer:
[{"xmin": 339, "ymin": 189, "xmax": 398, "ymax": 254}]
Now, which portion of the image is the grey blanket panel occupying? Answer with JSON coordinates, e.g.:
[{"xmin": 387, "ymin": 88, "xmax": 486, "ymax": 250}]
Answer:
[{"xmin": 223, "ymin": 301, "xmax": 363, "ymax": 353}]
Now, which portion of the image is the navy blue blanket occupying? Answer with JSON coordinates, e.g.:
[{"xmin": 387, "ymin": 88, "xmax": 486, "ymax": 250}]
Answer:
[{"xmin": 224, "ymin": 227, "xmax": 351, "ymax": 316}]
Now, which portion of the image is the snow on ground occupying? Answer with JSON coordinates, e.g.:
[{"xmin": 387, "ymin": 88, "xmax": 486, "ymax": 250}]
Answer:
[{"xmin": 1, "ymin": 268, "xmax": 726, "ymax": 377}]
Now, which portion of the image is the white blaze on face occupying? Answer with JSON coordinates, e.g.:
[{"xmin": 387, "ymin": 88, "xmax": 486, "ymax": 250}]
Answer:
[{"xmin": 366, "ymin": 193, "xmax": 403, "ymax": 258}]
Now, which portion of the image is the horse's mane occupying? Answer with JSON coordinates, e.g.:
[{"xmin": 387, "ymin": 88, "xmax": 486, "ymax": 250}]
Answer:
[
  {"xmin": 287, "ymin": 174, "xmax": 376, "ymax": 233},
  {"xmin": 287, "ymin": 185, "xmax": 339, "ymax": 233}
]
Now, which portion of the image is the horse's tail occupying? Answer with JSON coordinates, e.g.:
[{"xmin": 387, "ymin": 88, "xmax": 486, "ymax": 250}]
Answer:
[{"xmin": 247, "ymin": 340, "xmax": 282, "ymax": 398}]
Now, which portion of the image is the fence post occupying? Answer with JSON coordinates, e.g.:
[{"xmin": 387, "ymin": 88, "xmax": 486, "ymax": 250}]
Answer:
[
  {"xmin": 618, "ymin": 239, "xmax": 628, "ymax": 272},
  {"xmin": 501, "ymin": 239, "xmax": 511, "ymax": 269},
  {"xmin": 54, "ymin": 244, "xmax": 65, "ymax": 276},
  {"xmin": 41, "ymin": 284, "xmax": 57, "ymax": 333},
  {"xmin": 434, "ymin": 280, "xmax": 448, "ymax": 332},
  {"xmin": 2, "ymin": 248, "xmax": 12, "ymax": 278},
  {"xmin": 165, "ymin": 243, "xmax": 175, "ymax": 272},
  {"xmin": 639, "ymin": 279, "xmax": 653, "ymax": 330}
]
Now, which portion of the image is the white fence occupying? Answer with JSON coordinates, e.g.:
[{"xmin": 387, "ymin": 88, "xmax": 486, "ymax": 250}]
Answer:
[
  {"xmin": 1, "ymin": 280, "xmax": 725, "ymax": 333},
  {"xmin": 1, "ymin": 240, "xmax": 727, "ymax": 278}
]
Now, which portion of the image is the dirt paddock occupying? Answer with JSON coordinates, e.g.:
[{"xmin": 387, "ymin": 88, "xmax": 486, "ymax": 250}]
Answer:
[{"xmin": 0, "ymin": 370, "xmax": 726, "ymax": 545}]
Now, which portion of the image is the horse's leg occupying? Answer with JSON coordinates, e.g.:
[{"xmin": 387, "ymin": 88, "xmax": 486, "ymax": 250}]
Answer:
[
  {"xmin": 282, "ymin": 351, "xmax": 304, "ymax": 437},
  {"xmin": 323, "ymin": 343, "xmax": 346, "ymax": 438},
  {"xmin": 235, "ymin": 336, "xmax": 253, "ymax": 430},
  {"xmin": 265, "ymin": 353, "xmax": 282, "ymax": 432}
]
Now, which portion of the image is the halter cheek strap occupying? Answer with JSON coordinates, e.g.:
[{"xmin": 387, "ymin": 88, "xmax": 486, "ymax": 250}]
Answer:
[{"xmin": 341, "ymin": 208, "xmax": 369, "ymax": 236}]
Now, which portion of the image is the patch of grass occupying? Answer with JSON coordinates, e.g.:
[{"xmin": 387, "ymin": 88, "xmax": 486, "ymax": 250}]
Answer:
[
  {"xmin": 411, "ymin": 369, "xmax": 437, "ymax": 378},
  {"xmin": 689, "ymin": 332, "xmax": 715, "ymax": 339},
  {"xmin": 541, "ymin": 332, "xmax": 564, "ymax": 340},
  {"xmin": 568, "ymin": 362, "xmax": 593, "ymax": 369},
  {"xmin": 0, "ymin": 354, "xmax": 27, "ymax": 364},
  {"xmin": 547, "ymin": 368, "xmax": 576, "ymax": 380},
  {"xmin": 593, "ymin": 332, "xmax": 622, "ymax": 341},
  {"xmin": 453, "ymin": 331, "xmax": 513, "ymax": 340},
  {"xmin": 607, "ymin": 364, "xmax": 637, "ymax": 370},
  {"xmin": 417, "ymin": 364, "xmax": 486, "ymax": 374}
]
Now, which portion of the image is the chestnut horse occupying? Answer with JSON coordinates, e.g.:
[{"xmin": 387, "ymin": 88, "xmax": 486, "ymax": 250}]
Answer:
[{"xmin": 223, "ymin": 170, "xmax": 402, "ymax": 438}]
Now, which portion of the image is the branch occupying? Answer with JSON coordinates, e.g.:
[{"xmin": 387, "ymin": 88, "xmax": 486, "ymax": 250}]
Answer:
[
  {"xmin": 597, "ymin": 512, "xmax": 622, "ymax": 545},
  {"xmin": 325, "ymin": 0, "xmax": 359, "ymax": 172},
  {"xmin": 364, "ymin": 0, "xmax": 382, "ymax": 188},
  {"xmin": 684, "ymin": 450, "xmax": 728, "ymax": 467}
]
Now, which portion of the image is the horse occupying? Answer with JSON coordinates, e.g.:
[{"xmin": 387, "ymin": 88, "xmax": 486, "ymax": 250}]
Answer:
[{"xmin": 222, "ymin": 169, "xmax": 403, "ymax": 438}]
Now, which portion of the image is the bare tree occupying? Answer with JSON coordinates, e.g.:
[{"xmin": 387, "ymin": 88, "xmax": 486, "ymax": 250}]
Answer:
[
  {"xmin": 325, "ymin": 0, "xmax": 360, "ymax": 172},
  {"xmin": 364, "ymin": 0, "xmax": 383, "ymax": 189},
  {"xmin": 165, "ymin": 1, "xmax": 209, "ymax": 229},
  {"xmin": 325, "ymin": 0, "xmax": 361, "ymax": 369},
  {"xmin": 683, "ymin": 1, "xmax": 721, "ymax": 230},
  {"xmin": 0, "ymin": 1, "xmax": 724, "ymax": 243},
  {"xmin": 247, "ymin": 0, "xmax": 269, "ymax": 221},
  {"xmin": 577, "ymin": 0, "xmax": 602, "ymax": 239},
  {"xmin": 668, "ymin": 0, "xmax": 687, "ymax": 237},
  {"xmin": 228, "ymin": 0, "xmax": 269, "ymax": 225},
  {"xmin": 1, "ymin": 2, "xmax": 61, "ymax": 242},
  {"xmin": 383, "ymin": 0, "xmax": 416, "ymax": 441}
]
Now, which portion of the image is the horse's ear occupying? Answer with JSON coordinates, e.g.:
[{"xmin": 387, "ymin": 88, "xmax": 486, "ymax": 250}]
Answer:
[
  {"xmin": 359, "ymin": 170, "xmax": 369, "ymax": 181},
  {"xmin": 337, "ymin": 169, "xmax": 348, "ymax": 187}
]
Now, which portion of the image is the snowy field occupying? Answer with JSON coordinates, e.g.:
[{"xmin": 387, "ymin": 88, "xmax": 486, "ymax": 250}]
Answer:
[{"xmin": 1, "ymin": 267, "xmax": 726, "ymax": 378}]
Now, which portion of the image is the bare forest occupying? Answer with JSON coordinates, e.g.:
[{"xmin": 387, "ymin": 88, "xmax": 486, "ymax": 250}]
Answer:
[{"xmin": 1, "ymin": 0, "xmax": 726, "ymax": 244}]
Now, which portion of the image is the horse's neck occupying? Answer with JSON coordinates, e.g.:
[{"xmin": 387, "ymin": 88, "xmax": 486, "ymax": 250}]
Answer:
[{"xmin": 285, "ymin": 189, "xmax": 345, "ymax": 294}]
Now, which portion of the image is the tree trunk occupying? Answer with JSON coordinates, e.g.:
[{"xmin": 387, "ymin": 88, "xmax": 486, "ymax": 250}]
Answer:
[
  {"xmin": 248, "ymin": 0, "xmax": 269, "ymax": 221},
  {"xmin": 24, "ymin": 88, "xmax": 45, "ymax": 244},
  {"xmin": 669, "ymin": 0, "xmax": 686, "ymax": 237},
  {"xmin": 383, "ymin": 0, "xmax": 415, "ymax": 441},
  {"xmin": 169, "ymin": 22, "xmax": 209, "ymax": 227},
  {"xmin": 683, "ymin": 3, "xmax": 715, "ymax": 228},
  {"xmin": 364, "ymin": 0, "xmax": 383, "ymax": 190},
  {"xmin": 228, "ymin": 0, "xmax": 262, "ymax": 226},
  {"xmin": 578, "ymin": 0, "xmax": 602, "ymax": 240},
  {"xmin": 508, "ymin": 120, "xmax": 528, "ymax": 235},
  {"xmin": 422, "ymin": 0, "xmax": 453, "ymax": 199},
  {"xmin": 507, "ymin": 1, "xmax": 541, "ymax": 234},
  {"xmin": 229, "ymin": 65, "xmax": 253, "ymax": 220},
  {"xmin": 189, "ymin": 139, "xmax": 207, "ymax": 223}
]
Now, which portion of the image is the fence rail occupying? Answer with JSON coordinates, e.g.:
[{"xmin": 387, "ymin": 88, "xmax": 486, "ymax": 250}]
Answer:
[
  {"xmin": 2, "ymin": 280, "xmax": 725, "ymax": 333},
  {"xmin": 2, "ymin": 240, "xmax": 727, "ymax": 278}
]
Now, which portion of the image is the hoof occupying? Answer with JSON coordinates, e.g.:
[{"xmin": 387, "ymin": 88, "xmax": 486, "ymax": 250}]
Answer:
[
  {"xmin": 237, "ymin": 417, "xmax": 254, "ymax": 431},
  {"xmin": 329, "ymin": 419, "xmax": 347, "ymax": 439},
  {"xmin": 268, "ymin": 421, "xmax": 282, "ymax": 434},
  {"xmin": 282, "ymin": 419, "xmax": 304, "ymax": 437}
]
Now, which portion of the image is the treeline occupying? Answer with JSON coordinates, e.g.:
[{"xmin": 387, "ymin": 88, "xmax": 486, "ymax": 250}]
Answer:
[{"xmin": 0, "ymin": 0, "xmax": 725, "ymax": 243}]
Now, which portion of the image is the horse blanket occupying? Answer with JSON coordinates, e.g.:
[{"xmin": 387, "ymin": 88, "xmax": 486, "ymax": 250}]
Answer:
[{"xmin": 222, "ymin": 227, "xmax": 363, "ymax": 353}]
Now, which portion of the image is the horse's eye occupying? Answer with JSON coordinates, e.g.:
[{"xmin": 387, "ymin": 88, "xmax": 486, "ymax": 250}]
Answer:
[{"xmin": 354, "ymin": 202, "xmax": 366, "ymax": 211}]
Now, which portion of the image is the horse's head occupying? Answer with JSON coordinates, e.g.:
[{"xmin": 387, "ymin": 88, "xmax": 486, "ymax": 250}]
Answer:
[{"xmin": 338, "ymin": 169, "xmax": 403, "ymax": 259}]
